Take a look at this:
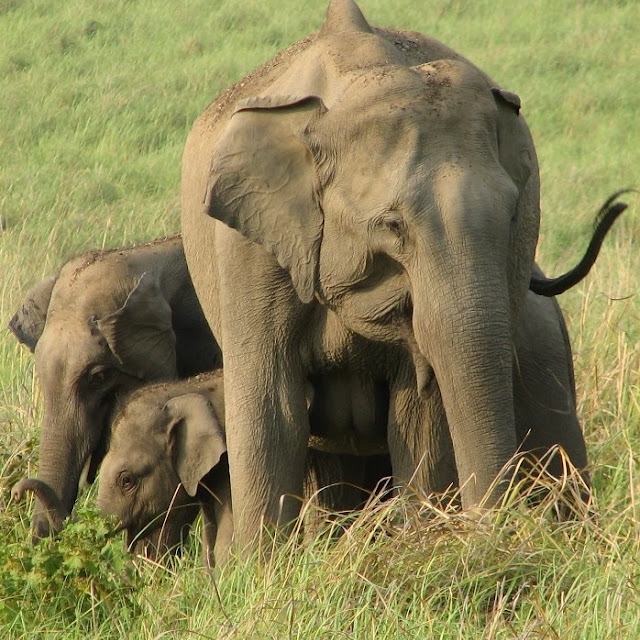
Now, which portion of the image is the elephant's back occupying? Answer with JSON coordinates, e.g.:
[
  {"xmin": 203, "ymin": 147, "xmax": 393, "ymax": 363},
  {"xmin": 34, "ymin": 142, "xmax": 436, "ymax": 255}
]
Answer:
[{"xmin": 197, "ymin": 33, "xmax": 318, "ymax": 134}]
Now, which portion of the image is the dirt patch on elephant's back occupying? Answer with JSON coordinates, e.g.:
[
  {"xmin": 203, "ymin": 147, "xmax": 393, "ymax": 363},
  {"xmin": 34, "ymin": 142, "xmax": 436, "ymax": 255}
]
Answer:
[{"xmin": 200, "ymin": 33, "xmax": 318, "ymax": 130}]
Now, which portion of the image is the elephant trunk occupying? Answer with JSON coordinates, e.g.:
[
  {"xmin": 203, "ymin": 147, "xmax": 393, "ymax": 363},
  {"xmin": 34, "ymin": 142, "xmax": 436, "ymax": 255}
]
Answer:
[
  {"xmin": 31, "ymin": 407, "xmax": 93, "ymax": 538},
  {"xmin": 12, "ymin": 477, "xmax": 69, "ymax": 534},
  {"xmin": 412, "ymin": 261, "xmax": 517, "ymax": 509}
]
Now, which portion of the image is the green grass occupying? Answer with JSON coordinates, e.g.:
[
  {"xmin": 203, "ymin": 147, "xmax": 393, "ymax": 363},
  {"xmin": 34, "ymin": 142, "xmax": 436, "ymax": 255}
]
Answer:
[{"xmin": 1, "ymin": 0, "xmax": 639, "ymax": 638}]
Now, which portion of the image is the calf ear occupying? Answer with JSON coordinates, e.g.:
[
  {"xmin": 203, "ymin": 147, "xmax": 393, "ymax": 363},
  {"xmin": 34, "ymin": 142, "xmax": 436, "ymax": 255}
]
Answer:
[
  {"xmin": 165, "ymin": 393, "xmax": 227, "ymax": 497},
  {"xmin": 9, "ymin": 275, "xmax": 57, "ymax": 352},
  {"xmin": 93, "ymin": 272, "xmax": 177, "ymax": 380}
]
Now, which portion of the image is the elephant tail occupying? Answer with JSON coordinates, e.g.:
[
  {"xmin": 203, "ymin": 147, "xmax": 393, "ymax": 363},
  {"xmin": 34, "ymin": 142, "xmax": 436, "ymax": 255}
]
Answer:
[
  {"xmin": 11, "ymin": 477, "xmax": 69, "ymax": 534},
  {"xmin": 530, "ymin": 189, "xmax": 633, "ymax": 296}
]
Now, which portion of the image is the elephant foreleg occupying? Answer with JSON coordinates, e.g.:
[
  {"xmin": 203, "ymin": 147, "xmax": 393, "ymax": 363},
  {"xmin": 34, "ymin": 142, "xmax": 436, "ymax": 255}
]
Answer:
[{"xmin": 215, "ymin": 231, "xmax": 314, "ymax": 549}]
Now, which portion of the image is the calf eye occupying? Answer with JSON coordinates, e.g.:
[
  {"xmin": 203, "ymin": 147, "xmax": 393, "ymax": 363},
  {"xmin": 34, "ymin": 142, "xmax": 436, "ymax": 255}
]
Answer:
[{"xmin": 119, "ymin": 472, "xmax": 137, "ymax": 493}]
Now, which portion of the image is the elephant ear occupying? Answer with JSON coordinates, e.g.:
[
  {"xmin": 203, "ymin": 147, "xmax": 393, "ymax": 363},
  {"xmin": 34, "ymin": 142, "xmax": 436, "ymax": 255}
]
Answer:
[
  {"xmin": 8, "ymin": 275, "xmax": 57, "ymax": 352},
  {"xmin": 165, "ymin": 393, "xmax": 227, "ymax": 497},
  {"xmin": 203, "ymin": 95, "xmax": 326, "ymax": 304},
  {"xmin": 491, "ymin": 87, "xmax": 521, "ymax": 115},
  {"xmin": 93, "ymin": 272, "xmax": 177, "ymax": 380},
  {"xmin": 490, "ymin": 85, "xmax": 532, "ymax": 189}
]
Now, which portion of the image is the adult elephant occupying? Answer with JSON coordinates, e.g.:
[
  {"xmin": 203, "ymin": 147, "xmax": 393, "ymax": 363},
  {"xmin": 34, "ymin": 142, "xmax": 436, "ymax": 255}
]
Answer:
[
  {"xmin": 180, "ymin": 0, "xmax": 619, "ymax": 546},
  {"xmin": 9, "ymin": 235, "xmax": 221, "ymax": 539}
]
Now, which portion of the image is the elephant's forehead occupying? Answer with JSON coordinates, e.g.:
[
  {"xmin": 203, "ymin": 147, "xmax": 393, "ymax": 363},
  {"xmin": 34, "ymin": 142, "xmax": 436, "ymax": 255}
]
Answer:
[
  {"xmin": 336, "ymin": 61, "xmax": 493, "ymax": 125},
  {"xmin": 322, "ymin": 69, "xmax": 498, "ymax": 197},
  {"xmin": 112, "ymin": 400, "xmax": 166, "ymax": 438},
  {"xmin": 103, "ymin": 436, "xmax": 161, "ymax": 478},
  {"xmin": 51, "ymin": 263, "xmax": 131, "ymax": 317},
  {"xmin": 34, "ymin": 320, "xmax": 104, "ymax": 380},
  {"xmin": 110, "ymin": 427, "xmax": 161, "ymax": 457},
  {"xmin": 108, "ymin": 428, "xmax": 164, "ymax": 472}
]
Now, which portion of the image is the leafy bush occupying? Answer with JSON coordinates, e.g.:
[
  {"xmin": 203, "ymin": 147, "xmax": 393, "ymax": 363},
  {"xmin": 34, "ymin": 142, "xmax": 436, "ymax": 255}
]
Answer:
[{"xmin": 0, "ymin": 505, "xmax": 142, "ymax": 629}]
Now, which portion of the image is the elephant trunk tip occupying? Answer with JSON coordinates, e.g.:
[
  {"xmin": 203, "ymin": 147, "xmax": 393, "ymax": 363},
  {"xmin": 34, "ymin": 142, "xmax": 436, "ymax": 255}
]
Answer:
[
  {"xmin": 11, "ymin": 477, "xmax": 69, "ymax": 535},
  {"xmin": 11, "ymin": 477, "xmax": 34, "ymax": 502}
]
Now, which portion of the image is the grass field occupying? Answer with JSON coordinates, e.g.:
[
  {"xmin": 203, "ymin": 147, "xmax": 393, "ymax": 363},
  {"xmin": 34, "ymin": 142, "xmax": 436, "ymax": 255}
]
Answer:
[{"xmin": 1, "ymin": 0, "xmax": 639, "ymax": 637}]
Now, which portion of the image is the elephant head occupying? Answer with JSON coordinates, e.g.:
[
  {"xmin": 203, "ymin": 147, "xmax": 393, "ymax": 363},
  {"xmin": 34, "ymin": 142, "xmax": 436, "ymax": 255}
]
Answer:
[
  {"xmin": 97, "ymin": 380, "xmax": 228, "ymax": 561},
  {"xmin": 202, "ymin": 2, "xmax": 541, "ymax": 507},
  {"xmin": 9, "ymin": 248, "xmax": 181, "ymax": 540}
]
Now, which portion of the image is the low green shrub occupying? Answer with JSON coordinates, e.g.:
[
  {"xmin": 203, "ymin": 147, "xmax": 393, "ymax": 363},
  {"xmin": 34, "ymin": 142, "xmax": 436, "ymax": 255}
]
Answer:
[{"xmin": 0, "ymin": 504, "xmax": 142, "ymax": 629}]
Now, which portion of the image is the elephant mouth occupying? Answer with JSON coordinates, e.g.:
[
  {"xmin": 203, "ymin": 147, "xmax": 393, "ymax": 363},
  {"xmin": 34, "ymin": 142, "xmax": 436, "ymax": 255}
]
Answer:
[
  {"xmin": 124, "ymin": 514, "xmax": 187, "ymax": 559},
  {"xmin": 366, "ymin": 291, "xmax": 411, "ymax": 323},
  {"xmin": 122, "ymin": 520, "xmax": 153, "ymax": 552},
  {"xmin": 85, "ymin": 436, "xmax": 107, "ymax": 485},
  {"xmin": 125, "ymin": 528, "xmax": 141, "ymax": 552},
  {"xmin": 78, "ymin": 436, "xmax": 108, "ymax": 490},
  {"xmin": 346, "ymin": 280, "xmax": 411, "ymax": 322}
]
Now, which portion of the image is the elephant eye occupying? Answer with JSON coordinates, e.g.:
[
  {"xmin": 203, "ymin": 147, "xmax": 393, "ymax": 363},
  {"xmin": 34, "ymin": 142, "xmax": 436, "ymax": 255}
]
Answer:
[
  {"xmin": 374, "ymin": 207, "xmax": 406, "ymax": 236},
  {"xmin": 372, "ymin": 212, "xmax": 407, "ymax": 244},
  {"xmin": 119, "ymin": 472, "xmax": 137, "ymax": 493},
  {"xmin": 386, "ymin": 219, "xmax": 404, "ymax": 235},
  {"xmin": 87, "ymin": 366, "xmax": 113, "ymax": 388}
]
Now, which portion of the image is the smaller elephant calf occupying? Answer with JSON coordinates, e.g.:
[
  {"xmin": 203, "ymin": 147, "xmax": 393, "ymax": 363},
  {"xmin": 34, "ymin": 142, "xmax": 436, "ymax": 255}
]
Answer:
[{"xmin": 96, "ymin": 370, "xmax": 383, "ymax": 567}]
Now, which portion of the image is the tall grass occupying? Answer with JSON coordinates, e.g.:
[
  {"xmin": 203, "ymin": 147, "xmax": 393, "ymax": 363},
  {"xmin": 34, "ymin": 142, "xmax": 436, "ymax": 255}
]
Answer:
[{"xmin": 1, "ymin": 0, "xmax": 638, "ymax": 638}]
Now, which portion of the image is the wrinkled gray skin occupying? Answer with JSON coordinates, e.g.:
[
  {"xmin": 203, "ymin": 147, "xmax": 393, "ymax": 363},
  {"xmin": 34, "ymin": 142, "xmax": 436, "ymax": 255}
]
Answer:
[
  {"xmin": 14, "ymin": 274, "xmax": 587, "ymax": 561},
  {"xmin": 97, "ymin": 280, "xmax": 589, "ymax": 566},
  {"xmin": 97, "ymin": 371, "xmax": 382, "ymax": 566},
  {"xmin": 9, "ymin": 235, "xmax": 221, "ymax": 540},
  {"xmin": 180, "ymin": 0, "xmax": 596, "ymax": 546}
]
